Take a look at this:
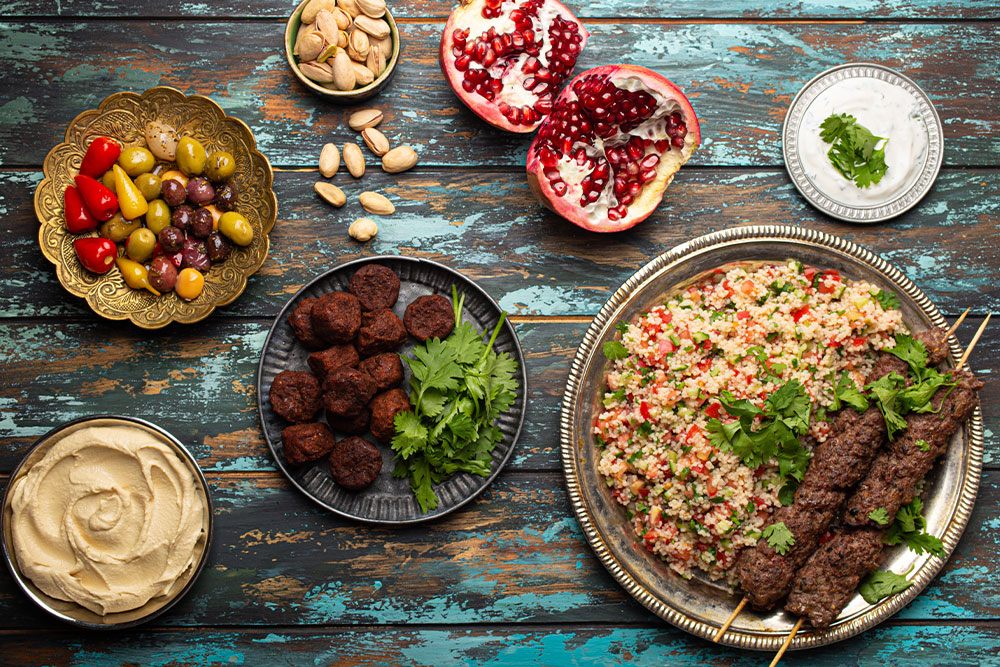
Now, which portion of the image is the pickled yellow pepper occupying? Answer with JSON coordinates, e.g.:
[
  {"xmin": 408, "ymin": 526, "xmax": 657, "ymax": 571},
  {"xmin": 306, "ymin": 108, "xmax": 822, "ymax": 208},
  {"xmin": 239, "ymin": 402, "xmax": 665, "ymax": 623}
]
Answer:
[
  {"xmin": 113, "ymin": 164, "xmax": 149, "ymax": 219},
  {"xmin": 115, "ymin": 257, "xmax": 160, "ymax": 296}
]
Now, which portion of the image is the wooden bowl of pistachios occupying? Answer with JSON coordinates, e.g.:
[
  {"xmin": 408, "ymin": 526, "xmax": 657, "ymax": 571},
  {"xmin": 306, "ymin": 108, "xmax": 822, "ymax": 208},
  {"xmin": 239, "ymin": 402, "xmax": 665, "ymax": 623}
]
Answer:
[{"xmin": 285, "ymin": 0, "xmax": 401, "ymax": 102}]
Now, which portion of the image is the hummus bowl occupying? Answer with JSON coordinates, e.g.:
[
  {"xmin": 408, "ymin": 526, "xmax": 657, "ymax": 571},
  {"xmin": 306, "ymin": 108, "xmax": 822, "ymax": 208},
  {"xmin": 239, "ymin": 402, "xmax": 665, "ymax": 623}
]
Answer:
[{"xmin": 0, "ymin": 415, "xmax": 214, "ymax": 629}]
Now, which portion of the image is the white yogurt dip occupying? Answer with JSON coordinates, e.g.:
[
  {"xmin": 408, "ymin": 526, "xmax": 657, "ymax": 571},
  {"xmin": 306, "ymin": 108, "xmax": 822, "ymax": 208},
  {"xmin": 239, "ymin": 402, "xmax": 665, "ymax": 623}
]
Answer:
[{"xmin": 797, "ymin": 77, "xmax": 928, "ymax": 207}]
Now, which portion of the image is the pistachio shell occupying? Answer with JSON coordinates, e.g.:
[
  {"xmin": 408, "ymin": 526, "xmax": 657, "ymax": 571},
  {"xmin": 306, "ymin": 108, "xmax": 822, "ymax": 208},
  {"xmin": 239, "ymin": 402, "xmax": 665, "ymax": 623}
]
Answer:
[
  {"xmin": 382, "ymin": 145, "xmax": 418, "ymax": 174},
  {"xmin": 294, "ymin": 27, "xmax": 325, "ymax": 62},
  {"xmin": 343, "ymin": 142, "xmax": 365, "ymax": 178},
  {"xmin": 361, "ymin": 127, "xmax": 389, "ymax": 156},
  {"xmin": 336, "ymin": 30, "xmax": 349, "ymax": 48},
  {"xmin": 348, "ymin": 108, "xmax": 383, "ymax": 131},
  {"xmin": 354, "ymin": 15, "xmax": 389, "ymax": 40},
  {"xmin": 349, "ymin": 217, "xmax": 378, "ymax": 242},
  {"xmin": 315, "ymin": 182, "xmax": 346, "ymax": 207},
  {"xmin": 352, "ymin": 61, "xmax": 375, "ymax": 86},
  {"xmin": 299, "ymin": 60, "xmax": 336, "ymax": 84},
  {"xmin": 332, "ymin": 50, "xmax": 356, "ymax": 90},
  {"xmin": 301, "ymin": 0, "xmax": 337, "ymax": 24},
  {"xmin": 314, "ymin": 9, "xmax": 339, "ymax": 39},
  {"xmin": 347, "ymin": 28, "xmax": 370, "ymax": 61},
  {"xmin": 333, "ymin": 7, "xmax": 352, "ymax": 29},
  {"xmin": 359, "ymin": 191, "xmax": 395, "ymax": 215},
  {"xmin": 366, "ymin": 44, "xmax": 386, "ymax": 77},
  {"xmin": 356, "ymin": 0, "xmax": 386, "ymax": 18},
  {"xmin": 319, "ymin": 143, "xmax": 340, "ymax": 178},
  {"xmin": 338, "ymin": 0, "xmax": 361, "ymax": 17}
]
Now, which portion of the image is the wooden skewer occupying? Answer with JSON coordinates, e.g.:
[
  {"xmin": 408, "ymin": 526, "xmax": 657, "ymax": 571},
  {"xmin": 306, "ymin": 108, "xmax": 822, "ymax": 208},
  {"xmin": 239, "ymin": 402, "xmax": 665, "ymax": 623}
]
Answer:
[
  {"xmin": 943, "ymin": 308, "xmax": 970, "ymax": 341},
  {"xmin": 712, "ymin": 597, "xmax": 747, "ymax": 642},
  {"xmin": 958, "ymin": 313, "xmax": 990, "ymax": 367},
  {"xmin": 769, "ymin": 617, "xmax": 804, "ymax": 667}
]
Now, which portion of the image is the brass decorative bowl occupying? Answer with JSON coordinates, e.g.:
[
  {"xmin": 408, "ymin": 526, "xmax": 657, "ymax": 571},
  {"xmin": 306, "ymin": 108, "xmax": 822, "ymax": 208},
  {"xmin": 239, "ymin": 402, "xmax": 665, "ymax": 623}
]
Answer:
[{"xmin": 34, "ymin": 87, "xmax": 277, "ymax": 329}]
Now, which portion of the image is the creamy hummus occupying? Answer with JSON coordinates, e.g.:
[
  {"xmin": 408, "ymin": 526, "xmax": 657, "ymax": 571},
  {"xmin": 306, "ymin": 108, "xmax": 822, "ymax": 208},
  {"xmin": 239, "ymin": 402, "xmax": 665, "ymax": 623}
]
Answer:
[{"xmin": 10, "ymin": 425, "xmax": 205, "ymax": 615}]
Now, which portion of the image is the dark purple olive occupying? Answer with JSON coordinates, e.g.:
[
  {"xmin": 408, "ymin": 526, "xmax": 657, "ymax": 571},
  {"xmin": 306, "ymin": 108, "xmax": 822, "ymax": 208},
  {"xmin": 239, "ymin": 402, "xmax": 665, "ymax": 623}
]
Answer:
[
  {"xmin": 181, "ymin": 237, "xmax": 211, "ymax": 273},
  {"xmin": 213, "ymin": 182, "xmax": 239, "ymax": 211},
  {"xmin": 186, "ymin": 177, "xmax": 215, "ymax": 206},
  {"xmin": 191, "ymin": 207, "xmax": 214, "ymax": 238},
  {"xmin": 162, "ymin": 178, "xmax": 187, "ymax": 207},
  {"xmin": 149, "ymin": 256, "xmax": 178, "ymax": 292},
  {"xmin": 172, "ymin": 204, "xmax": 195, "ymax": 232},
  {"xmin": 205, "ymin": 231, "xmax": 232, "ymax": 262},
  {"xmin": 159, "ymin": 225, "xmax": 185, "ymax": 253}
]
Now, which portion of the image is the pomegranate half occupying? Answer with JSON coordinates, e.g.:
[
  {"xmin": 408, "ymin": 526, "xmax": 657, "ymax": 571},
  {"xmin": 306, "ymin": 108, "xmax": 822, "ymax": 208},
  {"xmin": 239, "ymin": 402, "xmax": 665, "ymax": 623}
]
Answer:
[
  {"xmin": 440, "ymin": 0, "xmax": 589, "ymax": 133},
  {"xmin": 526, "ymin": 65, "xmax": 701, "ymax": 232}
]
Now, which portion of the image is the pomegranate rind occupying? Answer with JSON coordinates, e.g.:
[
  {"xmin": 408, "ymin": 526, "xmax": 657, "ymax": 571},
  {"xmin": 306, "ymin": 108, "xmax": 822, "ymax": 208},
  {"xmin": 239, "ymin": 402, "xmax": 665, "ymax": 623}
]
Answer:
[
  {"xmin": 526, "ymin": 64, "xmax": 701, "ymax": 233},
  {"xmin": 439, "ymin": 0, "xmax": 590, "ymax": 134}
]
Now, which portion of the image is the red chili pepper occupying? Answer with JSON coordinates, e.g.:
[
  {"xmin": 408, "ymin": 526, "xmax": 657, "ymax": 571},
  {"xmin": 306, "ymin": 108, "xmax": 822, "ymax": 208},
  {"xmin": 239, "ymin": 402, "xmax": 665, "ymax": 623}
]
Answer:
[
  {"xmin": 63, "ymin": 185, "xmax": 98, "ymax": 233},
  {"xmin": 74, "ymin": 174, "xmax": 119, "ymax": 221},
  {"xmin": 73, "ymin": 237, "xmax": 116, "ymax": 274},
  {"xmin": 79, "ymin": 136, "xmax": 121, "ymax": 178}
]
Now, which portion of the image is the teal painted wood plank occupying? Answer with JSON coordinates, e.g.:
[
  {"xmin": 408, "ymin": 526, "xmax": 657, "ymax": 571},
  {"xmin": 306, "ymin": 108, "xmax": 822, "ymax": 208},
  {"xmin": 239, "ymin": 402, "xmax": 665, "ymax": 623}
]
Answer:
[
  {"xmin": 0, "ymin": 22, "xmax": 998, "ymax": 168},
  {"xmin": 0, "ymin": 319, "xmax": 995, "ymax": 474},
  {"xmin": 1, "ymin": 470, "xmax": 998, "ymax": 628},
  {"xmin": 2, "ymin": 169, "xmax": 998, "ymax": 320},
  {"xmin": 1, "ymin": 624, "xmax": 999, "ymax": 666},
  {"xmin": 2, "ymin": 0, "xmax": 998, "ymax": 19}
]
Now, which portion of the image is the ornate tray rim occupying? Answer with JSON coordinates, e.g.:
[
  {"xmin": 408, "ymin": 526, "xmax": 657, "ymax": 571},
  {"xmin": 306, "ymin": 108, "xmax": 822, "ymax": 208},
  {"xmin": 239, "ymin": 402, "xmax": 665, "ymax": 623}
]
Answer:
[
  {"xmin": 559, "ymin": 225, "xmax": 983, "ymax": 650},
  {"xmin": 34, "ymin": 86, "xmax": 277, "ymax": 329}
]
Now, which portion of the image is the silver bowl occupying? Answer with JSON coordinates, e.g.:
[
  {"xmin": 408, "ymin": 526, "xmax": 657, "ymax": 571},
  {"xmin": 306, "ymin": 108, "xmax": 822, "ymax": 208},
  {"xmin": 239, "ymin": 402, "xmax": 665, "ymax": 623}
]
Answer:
[
  {"xmin": 560, "ymin": 225, "xmax": 983, "ymax": 650},
  {"xmin": 1, "ymin": 415, "xmax": 214, "ymax": 629}
]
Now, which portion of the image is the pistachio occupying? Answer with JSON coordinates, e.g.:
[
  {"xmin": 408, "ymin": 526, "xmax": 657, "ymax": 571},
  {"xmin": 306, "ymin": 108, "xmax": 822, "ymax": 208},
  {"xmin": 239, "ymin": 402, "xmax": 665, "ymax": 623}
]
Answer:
[
  {"xmin": 301, "ymin": 0, "xmax": 337, "ymax": 24},
  {"xmin": 359, "ymin": 191, "xmax": 395, "ymax": 215},
  {"xmin": 315, "ymin": 182, "xmax": 346, "ymax": 208},
  {"xmin": 347, "ymin": 28, "xmax": 370, "ymax": 61},
  {"xmin": 349, "ymin": 217, "xmax": 378, "ymax": 242},
  {"xmin": 372, "ymin": 34, "xmax": 393, "ymax": 57},
  {"xmin": 338, "ymin": 0, "xmax": 361, "ymax": 17},
  {"xmin": 356, "ymin": 0, "xmax": 386, "ymax": 18},
  {"xmin": 352, "ymin": 61, "xmax": 375, "ymax": 86},
  {"xmin": 316, "ymin": 43, "xmax": 339, "ymax": 63},
  {"xmin": 348, "ymin": 108, "xmax": 383, "ymax": 131},
  {"xmin": 319, "ymin": 143, "xmax": 340, "ymax": 178},
  {"xmin": 336, "ymin": 29, "xmax": 349, "ymax": 48},
  {"xmin": 343, "ymin": 142, "xmax": 365, "ymax": 178},
  {"xmin": 299, "ymin": 60, "xmax": 336, "ymax": 84},
  {"xmin": 332, "ymin": 50, "xmax": 356, "ymax": 90},
  {"xmin": 293, "ymin": 27, "xmax": 325, "ymax": 61},
  {"xmin": 354, "ymin": 15, "xmax": 390, "ymax": 40},
  {"xmin": 365, "ymin": 45, "xmax": 385, "ymax": 78},
  {"xmin": 332, "ymin": 7, "xmax": 353, "ymax": 30},
  {"xmin": 382, "ymin": 145, "xmax": 418, "ymax": 174},
  {"xmin": 361, "ymin": 127, "xmax": 389, "ymax": 156},
  {"xmin": 314, "ymin": 9, "xmax": 339, "ymax": 39}
]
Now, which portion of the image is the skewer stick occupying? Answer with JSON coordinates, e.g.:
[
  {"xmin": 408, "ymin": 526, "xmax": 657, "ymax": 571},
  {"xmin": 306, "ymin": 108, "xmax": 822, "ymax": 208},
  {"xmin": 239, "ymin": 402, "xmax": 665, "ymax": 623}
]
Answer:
[
  {"xmin": 944, "ymin": 308, "xmax": 970, "ymax": 341},
  {"xmin": 712, "ymin": 597, "xmax": 747, "ymax": 642},
  {"xmin": 958, "ymin": 314, "xmax": 990, "ymax": 367},
  {"xmin": 769, "ymin": 617, "xmax": 804, "ymax": 667}
]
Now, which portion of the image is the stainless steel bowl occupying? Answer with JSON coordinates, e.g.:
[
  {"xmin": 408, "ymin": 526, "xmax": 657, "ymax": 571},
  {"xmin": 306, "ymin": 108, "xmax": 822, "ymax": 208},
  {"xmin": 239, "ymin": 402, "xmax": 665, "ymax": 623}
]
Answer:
[
  {"xmin": 560, "ymin": 225, "xmax": 983, "ymax": 650},
  {"xmin": 1, "ymin": 415, "xmax": 214, "ymax": 629}
]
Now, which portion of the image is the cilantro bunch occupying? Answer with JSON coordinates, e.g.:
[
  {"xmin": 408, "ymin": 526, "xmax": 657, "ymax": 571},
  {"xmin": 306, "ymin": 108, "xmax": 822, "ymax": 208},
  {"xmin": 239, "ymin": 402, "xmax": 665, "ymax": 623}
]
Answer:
[
  {"xmin": 706, "ymin": 380, "xmax": 813, "ymax": 505},
  {"xmin": 820, "ymin": 113, "xmax": 889, "ymax": 188},
  {"xmin": 391, "ymin": 286, "xmax": 520, "ymax": 513}
]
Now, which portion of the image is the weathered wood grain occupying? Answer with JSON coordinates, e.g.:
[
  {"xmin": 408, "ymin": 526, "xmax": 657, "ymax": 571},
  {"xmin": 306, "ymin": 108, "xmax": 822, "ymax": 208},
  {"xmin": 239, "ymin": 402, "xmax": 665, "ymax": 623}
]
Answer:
[
  {"xmin": 1, "ymin": 22, "xmax": 998, "ymax": 168},
  {"xmin": 0, "ymin": 623, "xmax": 998, "ymax": 666},
  {"xmin": 0, "ymin": 319, "xmax": 995, "ymax": 473},
  {"xmin": 1, "ymin": 470, "xmax": 998, "ymax": 628},
  {"xmin": 3, "ymin": 0, "xmax": 998, "ymax": 19},
  {"xmin": 2, "ymin": 169, "xmax": 997, "ymax": 319}
]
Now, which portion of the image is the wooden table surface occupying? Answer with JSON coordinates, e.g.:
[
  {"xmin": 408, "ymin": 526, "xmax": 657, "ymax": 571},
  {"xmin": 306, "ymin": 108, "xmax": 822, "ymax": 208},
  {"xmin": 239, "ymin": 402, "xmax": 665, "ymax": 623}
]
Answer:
[{"xmin": 1, "ymin": 1, "xmax": 998, "ymax": 665}]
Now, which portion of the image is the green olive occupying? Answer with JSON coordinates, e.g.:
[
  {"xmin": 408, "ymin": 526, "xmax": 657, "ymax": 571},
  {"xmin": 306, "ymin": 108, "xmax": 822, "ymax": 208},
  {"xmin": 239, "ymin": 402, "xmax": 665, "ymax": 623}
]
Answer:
[
  {"xmin": 176, "ymin": 136, "xmax": 207, "ymax": 176},
  {"xmin": 218, "ymin": 211, "xmax": 254, "ymax": 246},
  {"xmin": 118, "ymin": 146, "xmax": 156, "ymax": 178},
  {"xmin": 135, "ymin": 173, "xmax": 162, "ymax": 200},
  {"xmin": 205, "ymin": 151, "xmax": 236, "ymax": 182},
  {"xmin": 99, "ymin": 213, "xmax": 141, "ymax": 243},
  {"xmin": 145, "ymin": 199, "xmax": 173, "ymax": 234},
  {"xmin": 126, "ymin": 228, "xmax": 157, "ymax": 262},
  {"xmin": 101, "ymin": 169, "xmax": 116, "ymax": 191}
]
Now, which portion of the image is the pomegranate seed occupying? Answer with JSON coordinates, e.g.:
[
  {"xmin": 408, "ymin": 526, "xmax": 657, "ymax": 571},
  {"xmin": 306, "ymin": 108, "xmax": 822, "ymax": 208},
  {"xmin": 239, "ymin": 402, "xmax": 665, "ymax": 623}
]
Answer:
[
  {"xmin": 552, "ymin": 182, "xmax": 567, "ymax": 196},
  {"xmin": 620, "ymin": 194, "xmax": 634, "ymax": 206},
  {"xmin": 640, "ymin": 168, "xmax": 657, "ymax": 183},
  {"xmin": 641, "ymin": 154, "xmax": 659, "ymax": 169},
  {"xmin": 455, "ymin": 55, "xmax": 471, "ymax": 70},
  {"xmin": 672, "ymin": 136, "xmax": 685, "ymax": 149}
]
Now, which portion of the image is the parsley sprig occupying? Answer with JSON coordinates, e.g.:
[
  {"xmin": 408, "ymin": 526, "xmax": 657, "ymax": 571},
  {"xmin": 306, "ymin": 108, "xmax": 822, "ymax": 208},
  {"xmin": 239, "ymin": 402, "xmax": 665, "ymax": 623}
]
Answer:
[
  {"xmin": 860, "ymin": 567, "xmax": 913, "ymax": 604},
  {"xmin": 762, "ymin": 521, "xmax": 796, "ymax": 555},
  {"xmin": 820, "ymin": 113, "xmax": 889, "ymax": 189},
  {"xmin": 885, "ymin": 497, "xmax": 945, "ymax": 557},
  {"xmin": 391, "ymin": 286, "xmax": 520, "ymax": 513},
  {"xmin": 706, "ymin": 380, "xmax": 813, "ymax": 505}
]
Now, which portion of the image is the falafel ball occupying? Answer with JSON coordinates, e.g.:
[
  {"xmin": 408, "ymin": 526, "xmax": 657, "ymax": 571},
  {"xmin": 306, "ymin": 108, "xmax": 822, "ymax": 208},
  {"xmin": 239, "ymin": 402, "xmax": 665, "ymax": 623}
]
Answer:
[
  {"xmin": 328, "ymin": 436, "xmax": 383, "ymax": 490},
  {"xmin": 357, "ymin": 309, "xmax": 408, "ymax": 356},
  {"xmin": 323, "ymin": 367, "xmax": 377, "ymax": 417},
  {"xmin": 307, "ymin": 344, "xmax": 360, "ymax": 383},
  {"xmin": 282, "ymin": 422, "xmax": 337, "ymax": 466},
  {"xmin": 269, "ymin": 370, "xmax": 322, "ymax": 423},
  {"xmin": 311, "ymin": 291, "xmax": 361, "ymax": 344},
  {"xmin": 369, "ymin": 388, "xmax": 412, "ymax": 441},
  {"xmin": 358, "ymin": 352, "xmax": 405, "ymax": 392},
  {"xmin": 287, "ymin": 297, "xmax": 326, "ymax": 349},
  {"xmin": 404, "ymin": 294, "xmax": 455, "ymax": 342},
  {"xmin": 349, "ymin": 264, "xmax": 401, "ymax": 311}
]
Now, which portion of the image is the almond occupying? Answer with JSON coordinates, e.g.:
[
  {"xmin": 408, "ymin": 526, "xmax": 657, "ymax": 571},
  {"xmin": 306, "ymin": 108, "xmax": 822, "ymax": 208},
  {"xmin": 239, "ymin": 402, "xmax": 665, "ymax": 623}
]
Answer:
[
  {"xmin": 299, "ymin": 60, "xmax": 335, "ymax": 84},
  {"xmin": 356, "ymin": 0, "xmax": 386, "ymax": 18},
  {"xmin": 343, "ymin": 142, "xmax": 365, "ymax": 178},
  {"xmin": 319, "ymin": 143, "xmax": 340, "ymax": 177},
  {"xmin": 361, "ymin": 127, "xmax": 389, "ymax": 156},
  {"xmin": 332, "ymin": 50, "xmax": 356, "ymax": 90},
  {"xmin": 381, "ymin": 145, "xmax": 418, "ymax": 174},
  {"xmin": 359, "ymin": 191, "xmax": 395, "ymax": 215},
  {"xmin": 348, "ymin": 108, "xmax": 383, "ymax": 131},
  {"xmin": 315, "ymin": 182, "xmax": 346, "ymax": 207},
  {"xmin": 353, "ymin": 15, "xmax": 390, "ymax": 40}
]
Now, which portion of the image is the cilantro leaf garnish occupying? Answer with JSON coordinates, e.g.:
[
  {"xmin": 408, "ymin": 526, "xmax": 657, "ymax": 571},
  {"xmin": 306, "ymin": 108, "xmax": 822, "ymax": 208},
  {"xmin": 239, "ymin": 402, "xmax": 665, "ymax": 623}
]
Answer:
[
  {"xmin": 832, "ymin": 373, "xmax": 869, "ymax": 412},
  {"xmin": 869, "ymin": 507, "xmax": 891, "ymax": 526},
  {"xmin": 762, "ymin": 521, "xmax": 796, "ymax": 555},
  {"xmin": 820, "ymin": 113, "xmax": 889, "ymax": 189},
  {"xmin": 884, "ymin": 497, "xmax": 946, "ymax": 557},
  {"xmin": 873, "ymin": 289, "xmax": 901, "ymax": 310},
  {"xmin": 603, "ymin": 340, "xmax": 629, "ymax": 361},
  {"xmin": 859, "ymin": 568, "xmax": 913, "ymax": 604},
  {"xmin": 391, "ymin": 285, "xmax": 520, "ymax": 513},
  {"xmin": 866, "ymin": 371, "xmax": 909, "ymax": 440}
]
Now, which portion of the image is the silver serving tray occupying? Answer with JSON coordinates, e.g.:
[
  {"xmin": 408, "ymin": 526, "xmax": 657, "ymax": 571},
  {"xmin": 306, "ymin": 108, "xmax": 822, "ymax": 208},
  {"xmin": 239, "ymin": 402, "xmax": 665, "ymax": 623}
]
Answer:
[{"xmin": 560, "ymin": 226, "xmax": 983, "ymax": 650}]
